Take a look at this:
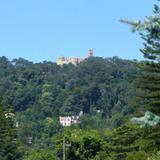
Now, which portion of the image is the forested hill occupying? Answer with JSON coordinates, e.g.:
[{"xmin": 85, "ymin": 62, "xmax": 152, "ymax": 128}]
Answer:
[
  {"xmin": 0, "ymin": 56, "xmax": 138, "ymax": 118},
  {"xmin": 2, "ymin": 2, "xmax": 160, "ymax": 159}
]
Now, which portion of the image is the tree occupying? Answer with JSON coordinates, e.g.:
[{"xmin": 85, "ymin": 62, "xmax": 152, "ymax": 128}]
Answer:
[
  {"xmin": 0, "ymin": 107, "xmax": 22, "ymax": 160},
  {"xmin": 126, "ymin": 151, "xmax": 148, "ymax": 160},
  {"xmin": 0, "ymin": 55, "xmax": 139, "ymax": 158},
  {"xmin": 24, "ymin": 149, "xmax": 56, "ymax": 160},
  {"xmin": 105, "ymin": 123, "xmax": 160, "ymax": 160},
  {"xmin": 55, "ymin": 129, "xmax": 106, "ymax": 160},
  {"xmin": 121, "ymin": 2, "xmax": 160, "ymax": 114},
  {"xmin": 150, "ymin": 151, "xmax": 160, "ymax": 160}
]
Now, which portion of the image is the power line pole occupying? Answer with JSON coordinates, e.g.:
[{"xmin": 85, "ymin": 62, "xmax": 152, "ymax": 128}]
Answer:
[{"xmin": 63, "ymin": 137, "xmax": 66, "ymax": 160}]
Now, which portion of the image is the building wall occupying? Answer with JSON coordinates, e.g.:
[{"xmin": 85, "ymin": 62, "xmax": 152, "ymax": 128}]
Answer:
[{"xmin": 59, "ymin": 116, "xmax": 72, "ymax": 126}]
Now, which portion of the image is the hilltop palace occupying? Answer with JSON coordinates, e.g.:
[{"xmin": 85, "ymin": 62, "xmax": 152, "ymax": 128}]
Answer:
[{"xmin": 56, "ymin": 48, "xmax": 94, "ymax": 66}]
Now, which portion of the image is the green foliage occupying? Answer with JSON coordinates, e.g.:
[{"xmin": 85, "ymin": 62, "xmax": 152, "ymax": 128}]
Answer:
[
  {"xmin": 0, "ymin": 107, "xmax": 22, "ymax": 160},
  {"xmin": 54, "ymin": 129, "xmax": 107, "ymax": 160},
  {"xmin": 24, "ymin": 149, "xmax": 56, "ymax": 160},
  {"xmin": 0, "ymin": 56, "xmax": 138, "ymax": 144},
  {"xmin": 1, "ymin": 2, "xmax": 160, "ymax": 160},
  {"xmin": 126, "ymin": 151, "xmax": 148, "ymax": 160},
  {"xmin": 110, "ymin": 113, "xmax": 125, "ymax": 128},
  {"xmin": 0, "ymin": 56, "xmax": 138, "ymax": 116},
  {"xmin": 0, "ymin": 55, "xmax": 140, "ymax": 159},
  {"xmin": 122, "ymin": 2, "xmax": 160, "ymax": 114},
  {"xmin": 106, "ymin": 123, "xmax": 160, "ymax": 160},
  {"xmin": 150, "ymin": 151, "xmax": 160, "ymax": 160}
]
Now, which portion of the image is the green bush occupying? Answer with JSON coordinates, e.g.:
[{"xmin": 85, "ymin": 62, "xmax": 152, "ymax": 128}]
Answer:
[{"xmin": 126, "ymin": 151, "xmax": 148, "ymax": 160}]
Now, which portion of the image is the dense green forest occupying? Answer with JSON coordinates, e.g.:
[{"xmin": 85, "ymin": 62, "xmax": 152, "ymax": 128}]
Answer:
[
  {"xmin": 0, "ymin": 56, "xmax": 141, "ymax": 159},
  {"xmin": 1, "ymin": 2, "xmax": 160, "ymax": 160}
]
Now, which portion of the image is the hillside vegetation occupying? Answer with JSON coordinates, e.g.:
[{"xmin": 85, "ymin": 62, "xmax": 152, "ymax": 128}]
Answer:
[
  {"xmin": 1, "ymin": 1, "xmax": 160, "ymax": 160},
  {"xmin": 0, "ymin": 56, "xmax": 142, "ymax": 159}
]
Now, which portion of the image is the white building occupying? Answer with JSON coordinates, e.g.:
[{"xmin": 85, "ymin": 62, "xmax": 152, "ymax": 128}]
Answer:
[
  {"xmin": 59, "ymin": 111, "xmax": 83, "ymax": 127},
  {"xmin": 59, "ymin": 116, "xmax": 72, "ymax": 126},
  {"xmin": 59, "ymin": 116, "xmax": 80, "ymax": 127}
]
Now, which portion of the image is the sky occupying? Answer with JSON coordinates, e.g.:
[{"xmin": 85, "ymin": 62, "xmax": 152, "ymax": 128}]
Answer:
[{"xmin": 0, "ymin": 0, "xmax": 157, "ymax": 62}]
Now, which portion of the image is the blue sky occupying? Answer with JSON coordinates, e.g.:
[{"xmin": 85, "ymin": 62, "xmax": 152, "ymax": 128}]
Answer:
[{"xmin": 0, "ymin": 0, "xmax": 157, "ymax": 62}]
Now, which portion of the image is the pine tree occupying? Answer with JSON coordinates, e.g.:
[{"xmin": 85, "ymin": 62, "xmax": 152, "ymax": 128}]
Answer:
[
  {"xmin": 106, "ymin": 124, "xmax": 160, "ymax": 160},
  {"xmin": 121, "ymin": 2, "xmax": 160, "ymax": 114},
  {"xmin": 0, "ymin": 107, "xmax": 22, "ymax": 160}
]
